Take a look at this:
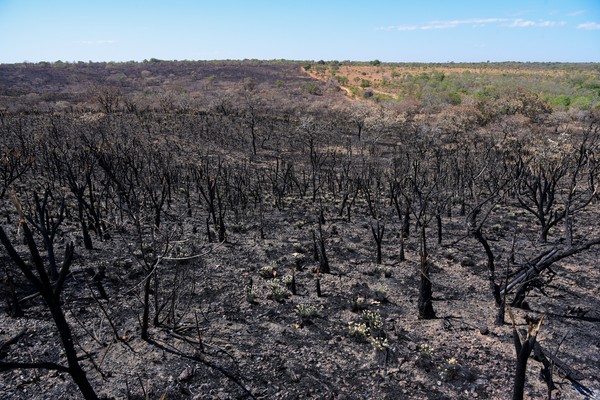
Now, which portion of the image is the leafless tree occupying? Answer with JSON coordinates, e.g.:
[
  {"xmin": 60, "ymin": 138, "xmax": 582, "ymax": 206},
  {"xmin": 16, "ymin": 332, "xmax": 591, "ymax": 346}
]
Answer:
[{"xmin": 0, "ymin": 205, "xmax": 99, "ymax": 399}]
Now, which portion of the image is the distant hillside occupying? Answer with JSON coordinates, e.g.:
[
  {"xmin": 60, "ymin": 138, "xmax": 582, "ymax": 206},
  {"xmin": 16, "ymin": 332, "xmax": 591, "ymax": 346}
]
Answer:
[
  {"xmin": 2, "ymin": 60, "xmax": 599, "ymax": 117},
  {"xmin": 304, "ymin": 61, "xmax": 600, "ymax": 111},
  {"xmin": 0, "ymin": 60, "xmax": 341, "ymax": 112}
]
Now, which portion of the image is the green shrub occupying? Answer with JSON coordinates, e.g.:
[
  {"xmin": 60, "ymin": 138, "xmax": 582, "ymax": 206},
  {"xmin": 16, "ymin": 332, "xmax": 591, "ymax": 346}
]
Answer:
[
  {"xmin": 548, "ymin": 94, "xmax": 572, "ymax": 109},
  {"xmin": 571, "ymin": 95, "xmax": 594, "ymax": 110},
  {"xmin": 335, "ymin": 75, "xmax": 349, "ymax": 86},
  {"xmin": 304, "ymin": 82, "xmax": 322, "ymax": 95},
  {"xmin": 447, "ymin": 91, "xmax": 462, "ymax": 105}
]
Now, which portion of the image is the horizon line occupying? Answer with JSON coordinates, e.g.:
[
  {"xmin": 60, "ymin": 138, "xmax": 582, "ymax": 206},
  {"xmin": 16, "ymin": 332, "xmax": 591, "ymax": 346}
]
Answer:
[{"xmin": 2, "ymin": 59, "xmax": 600, "ymax": 65}]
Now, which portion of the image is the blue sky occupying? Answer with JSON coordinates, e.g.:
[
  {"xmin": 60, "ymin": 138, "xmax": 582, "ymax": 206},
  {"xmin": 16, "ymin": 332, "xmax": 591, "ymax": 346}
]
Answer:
[{"xmin": 0, "ymin": 0, "xmax": 599, "ymax": 63}]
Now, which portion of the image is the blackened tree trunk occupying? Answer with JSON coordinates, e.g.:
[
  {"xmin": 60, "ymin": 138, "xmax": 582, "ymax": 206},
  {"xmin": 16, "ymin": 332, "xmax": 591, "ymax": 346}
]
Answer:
[
  {"xmin": 511, "ymin": 314, "xmax": 543, "ymax": 400},
  {"xmin": 0, "ymin": 224, "xmax": 99, "ymax": 400},
  {"xmin": 418, "ymin": 226, "xmax": 435, "ymax": 319},
  {"xmin": 4, "ymin": 270, "xmax": 24, "ymax": 317},
  {"xmin": 47, "ymin": 294, "xmax": 99, "ymax": 400},
  {"xmin": 402, "ymin": 206, "xmax": 410, "ymax": 238},
  {"xmin": 399, "ymin": 231, "xmax": 406, "ymax": 262},
  {"xmin": 216, "ymin": 187, "xmax": 227, "ymax": 242},
  {"xmin": 435, "ymin": 212, "xmax": 442, "ymax": 244},
  {"xmin": 371, "ymin": 220, "xmax": 385, "ymax": 264},
  {"xmin": 317, "ymin": 221, "xmax": 330, "ymax": 274},
  {"xmin": 471, "ymin": 228, "xmax": 505, "ymax": 325},
  {"xmin": 78, "ymin": 201, "xmax": 93, "ymax": 250},
  {"xmin": 141, "ymin": 273, "xmax": 152, "ymax": 341}
]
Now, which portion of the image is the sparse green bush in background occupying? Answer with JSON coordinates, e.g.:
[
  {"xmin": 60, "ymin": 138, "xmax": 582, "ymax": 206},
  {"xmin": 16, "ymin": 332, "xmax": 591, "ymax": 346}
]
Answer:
[
  {"xmin": 447, "ymin": 91, "xmax": 462, "ymax": 105},
  {"xmin": 304, "ymin": 82, "xmax": 322, "ymax": 95},
  {"xmin": 335, "ymin": 75, "xmax": 349, "ymax": 86}
]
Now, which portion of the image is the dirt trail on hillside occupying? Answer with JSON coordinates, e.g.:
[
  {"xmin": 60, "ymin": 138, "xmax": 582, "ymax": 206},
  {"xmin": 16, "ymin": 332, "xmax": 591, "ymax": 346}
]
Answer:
[{"xmin": 301, "ymin": 67, "xmax": 395, "ymax": 99}]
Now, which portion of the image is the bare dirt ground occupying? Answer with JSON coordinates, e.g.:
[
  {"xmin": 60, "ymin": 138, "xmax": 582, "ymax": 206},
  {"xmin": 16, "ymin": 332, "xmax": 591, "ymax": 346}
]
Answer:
[
  {"xmin": 303, "ymin": 66, "xmax": 396, "ymax": 100},
  {"xmin": 1, "ymin": 193, "xmax": 599, "ymax": 399}
]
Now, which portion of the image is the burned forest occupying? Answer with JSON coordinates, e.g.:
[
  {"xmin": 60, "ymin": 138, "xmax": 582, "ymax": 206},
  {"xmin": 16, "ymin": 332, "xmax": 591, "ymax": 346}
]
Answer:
[{"xmin": 0, "ymin": 60, "xmax": 599, "ymax": 399}]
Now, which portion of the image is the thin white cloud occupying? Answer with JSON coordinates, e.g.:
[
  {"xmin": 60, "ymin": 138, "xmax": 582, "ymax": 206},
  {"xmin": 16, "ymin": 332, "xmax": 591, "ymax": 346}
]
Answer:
[
  {"xmin": 377, "ymin": 17, "xmax": 566, "ymax": 32},
  {"xmin": 505, "ymin": 19, "xmax": 566, "ymax": 28},
  {"xmin": 421, "ymin": 18, "xmax": 509, "ymax": 30},
  {"xmin": 420, "ymin": 21, "xmax": 457, "ymax": 30},
  {"xmin": 375, "ymin": 25, "xmax": 417, "ymax": 31},
  {"xmin": 567, "ymin": 10, "xmax": 587, "ymax": 17},
  {"xmin": 79, "ymin": 40, "xmax": 116, "ymax": 45},
  {"xmin": 577, "ymin": 22, "xmax": 600, "ymax": 30},
  {"xmin": 396, "ymin": 26, "xmax": 418, "ymax": 31}
]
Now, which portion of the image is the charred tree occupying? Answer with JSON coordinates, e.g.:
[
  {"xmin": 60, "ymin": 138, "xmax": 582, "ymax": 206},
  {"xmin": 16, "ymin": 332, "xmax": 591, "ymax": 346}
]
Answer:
[
  {"xmin": 418, "ymin": 225, "xmax": 435, "ymax": 319},
  {"xmin": 0, "ymin": 222, "xmax": 99, "ymax": 400},
  {"xmin": 371, "ymin": 219, "xmax": 385, "ymax": 264},
  {"xmin": 510, "ymin": 311, "xmax": 544, "ymax": 400},
  {"xmin": 516, "ymin": 156, "xmax": 568, "ymax": 243},
  {"xmin": 316, "ymin": 218, "xmax": 330, "ymax": 274},
  {"xmin": 505, "ymin": 236, "xmax": 600, "ymax": 308},
  {"xmin": 24, "ymin": 190, "xmax": 66, "ymax": 280}
]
